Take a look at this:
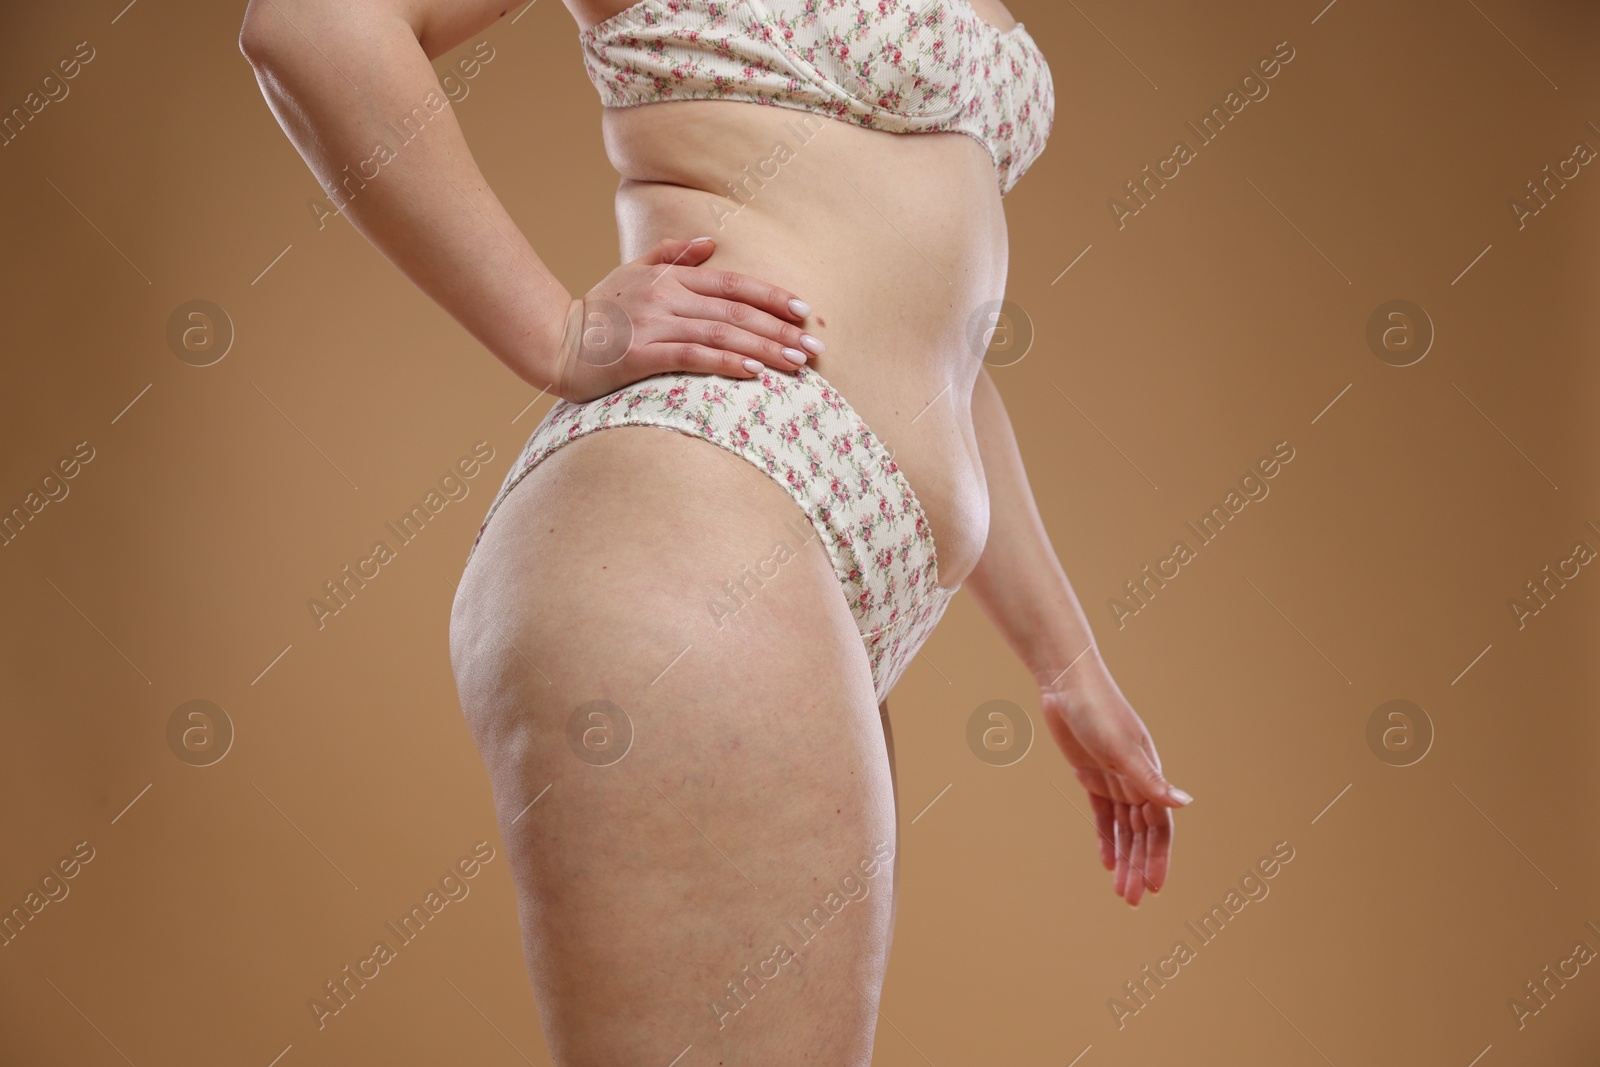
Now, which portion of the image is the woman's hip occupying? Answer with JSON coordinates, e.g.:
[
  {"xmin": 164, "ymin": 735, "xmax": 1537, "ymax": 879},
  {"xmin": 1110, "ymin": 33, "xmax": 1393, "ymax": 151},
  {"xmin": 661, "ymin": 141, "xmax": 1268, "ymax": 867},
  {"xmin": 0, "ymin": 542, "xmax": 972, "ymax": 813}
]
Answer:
[{"xmin": 464, "ymin": 365, "xmax": 960, "ymax": 701}]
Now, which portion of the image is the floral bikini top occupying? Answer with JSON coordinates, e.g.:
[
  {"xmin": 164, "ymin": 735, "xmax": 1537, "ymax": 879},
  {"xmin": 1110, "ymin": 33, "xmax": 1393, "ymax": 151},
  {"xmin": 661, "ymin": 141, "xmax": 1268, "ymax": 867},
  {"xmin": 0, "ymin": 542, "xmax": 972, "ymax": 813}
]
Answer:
[{"xmin": 579, "ymin": 0, "xmax": 1055, "ymax": 196}]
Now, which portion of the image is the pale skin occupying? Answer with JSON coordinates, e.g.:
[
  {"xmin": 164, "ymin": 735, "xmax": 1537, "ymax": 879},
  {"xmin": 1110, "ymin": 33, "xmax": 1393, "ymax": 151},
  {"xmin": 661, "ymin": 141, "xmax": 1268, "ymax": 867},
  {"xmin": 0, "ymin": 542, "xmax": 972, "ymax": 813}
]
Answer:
[{"xmin": 240, "ymin": 0, "xmax": 1192, "ymax": 1059}]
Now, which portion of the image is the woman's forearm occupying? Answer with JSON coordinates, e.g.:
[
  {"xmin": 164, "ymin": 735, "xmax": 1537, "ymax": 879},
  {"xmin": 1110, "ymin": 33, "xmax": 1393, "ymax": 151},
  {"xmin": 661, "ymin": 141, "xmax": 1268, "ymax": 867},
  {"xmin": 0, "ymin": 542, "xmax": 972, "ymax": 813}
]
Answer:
[
  {"xmin": 966, "ymin": 365, "xmax": 1103, "ymax": 688},
  {"xmin": 239, "ymin": 0, "xmax": 572, "ymax": 390}
]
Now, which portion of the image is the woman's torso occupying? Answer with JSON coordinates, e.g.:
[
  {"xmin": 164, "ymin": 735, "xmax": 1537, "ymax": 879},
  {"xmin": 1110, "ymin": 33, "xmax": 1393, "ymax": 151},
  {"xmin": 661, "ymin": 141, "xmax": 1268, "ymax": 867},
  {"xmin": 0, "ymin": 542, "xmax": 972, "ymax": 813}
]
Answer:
[{"xmin": 562, "ymin": 0, "xmax": 1042, "ymax": 589}]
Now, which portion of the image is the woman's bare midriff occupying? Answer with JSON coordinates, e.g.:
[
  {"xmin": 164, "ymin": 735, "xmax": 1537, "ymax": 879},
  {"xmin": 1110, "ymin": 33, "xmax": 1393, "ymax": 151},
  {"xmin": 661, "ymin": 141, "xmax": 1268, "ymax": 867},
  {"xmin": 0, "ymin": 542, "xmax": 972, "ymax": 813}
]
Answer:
[{"xmin": 591, "ymin": 95, "xmax": 1007, "ymax": 590}]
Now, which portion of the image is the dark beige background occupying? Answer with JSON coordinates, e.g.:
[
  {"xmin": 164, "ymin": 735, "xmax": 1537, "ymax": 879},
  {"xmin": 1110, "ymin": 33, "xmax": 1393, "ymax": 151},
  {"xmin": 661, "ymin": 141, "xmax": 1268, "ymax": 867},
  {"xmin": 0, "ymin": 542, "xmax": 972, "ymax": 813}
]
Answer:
[{"xmin": 3, "ymin": 0, "xmax": 1598, "ymax": 1063}]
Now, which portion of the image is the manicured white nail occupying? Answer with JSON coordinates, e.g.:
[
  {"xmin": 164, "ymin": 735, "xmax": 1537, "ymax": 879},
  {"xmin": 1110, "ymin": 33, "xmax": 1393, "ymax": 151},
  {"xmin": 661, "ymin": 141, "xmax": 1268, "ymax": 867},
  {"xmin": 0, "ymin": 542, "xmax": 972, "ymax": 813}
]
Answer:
[
  {"xmin": 1168, "ymin": 787, "xmax": 1194, "ymax": 805},
  {"xmin": 689, "ymin": 236, "xmax": 712, "ymax": 244},
  {"xmin": 782, "ymin": 347, "xmax": 807, "ymax": 365},
  {"xmin": 742, "ymin": 358, "xmax": 762, "ymax": 372},
  {"xmin": 800, "ymin": 334, "xmax": 825, "ymax": 354},
  {"xmin": 788, "ymin": 298, "xmax": 811, "ymax": 317}
]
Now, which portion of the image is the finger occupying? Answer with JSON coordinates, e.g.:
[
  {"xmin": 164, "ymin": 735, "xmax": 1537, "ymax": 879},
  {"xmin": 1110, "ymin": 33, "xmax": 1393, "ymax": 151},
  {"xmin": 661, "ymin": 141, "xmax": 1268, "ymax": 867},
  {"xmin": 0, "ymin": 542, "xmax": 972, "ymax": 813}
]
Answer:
[
  {"xmin": 638, "ymin": 235, "xmax": 717, "ymax": 270},
  {"xmin": 634, "ymin": 340, "xmax": 767, "ymax": 381},
  {"xmin": 667, "ymin": 304, "xmax": 810, "ymax": 372},
  {"xmin": 1108, "ymin": 737, "xmax": 1192, "ymax": 809},
  {"xmin": 1112, "ymin": 801, "xmax": 1130, "ymax": 899},
  {"xmin": 1073, "ymin": 764, "xmax": 1113, "ymax": 800},
  {"xmin": 1142, "ymin": 801, "xmax": 1174, "ymax": 893},
  {"xmin": 1125, "ymin": 804, "xmax": 1149, "ymax": 907},
  {"xmin": 676, "ymin": 264, "xmax": 813, "ymax": 323},
  {"xmin": 1087, "ymin": 791, "xmax": 1116, "ymax": 871}
]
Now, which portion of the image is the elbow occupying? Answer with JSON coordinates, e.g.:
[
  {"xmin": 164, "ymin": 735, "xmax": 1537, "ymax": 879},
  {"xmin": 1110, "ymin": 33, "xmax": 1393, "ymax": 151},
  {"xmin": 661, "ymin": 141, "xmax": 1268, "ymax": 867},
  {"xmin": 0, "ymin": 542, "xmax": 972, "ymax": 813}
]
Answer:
[
  {"xmin": 237, "ymin": 0, "xmax": 324, "ymax": 71},
  {"xmin": 237, "ymin": 7, "xmax": 286, "ymax": 69}
]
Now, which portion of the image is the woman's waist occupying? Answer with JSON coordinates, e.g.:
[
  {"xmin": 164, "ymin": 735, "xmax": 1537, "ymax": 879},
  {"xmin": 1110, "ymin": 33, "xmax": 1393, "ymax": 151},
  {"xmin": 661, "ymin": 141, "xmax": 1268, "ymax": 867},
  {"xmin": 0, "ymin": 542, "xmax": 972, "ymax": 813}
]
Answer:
[
  {"xmin": 602, "ymin": 101, "xmax": 1009, "ymax": 291},
  {"xmin": 606, "ymin": 121, "xmax": 1012, "ymax": 383}
]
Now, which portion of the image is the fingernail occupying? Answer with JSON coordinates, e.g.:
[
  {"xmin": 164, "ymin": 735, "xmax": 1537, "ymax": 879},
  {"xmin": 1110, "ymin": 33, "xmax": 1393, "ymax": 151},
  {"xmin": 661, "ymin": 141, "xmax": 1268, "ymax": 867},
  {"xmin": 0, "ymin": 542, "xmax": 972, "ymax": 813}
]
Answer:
[
  {"xmin": 788, "ymin": 298, "xmax": 811, "ymax": 317},
  {"xmin": 689, "ymin": 236, "xmax": 712, "ymax": 244},
  {"xmin": 1168, "ymin": 786, "xmax": 1194, "ymax": 805},
  {"xmin": 781, "ymin": 347, "xmax": 807, "ymax": 365},
  {"xmin": 742, "ymin": 358, "xmax": 763, "ymax": 373},
  {"xmin": 800, "ymin": 334, "xmax": 825, "ymax": 354}
]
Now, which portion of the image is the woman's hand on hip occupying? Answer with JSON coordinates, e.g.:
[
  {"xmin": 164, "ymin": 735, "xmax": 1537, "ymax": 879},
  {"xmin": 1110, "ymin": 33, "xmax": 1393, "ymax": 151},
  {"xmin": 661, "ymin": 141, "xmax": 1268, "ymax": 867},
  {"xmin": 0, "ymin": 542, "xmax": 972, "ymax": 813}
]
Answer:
[
  {"xmin": 552, "ymin": 236, "xmax": 821, "ymax": 403},
  {"xmin": 1040, "ymin": 655, "xmax": 1192, "ymax": 907}
]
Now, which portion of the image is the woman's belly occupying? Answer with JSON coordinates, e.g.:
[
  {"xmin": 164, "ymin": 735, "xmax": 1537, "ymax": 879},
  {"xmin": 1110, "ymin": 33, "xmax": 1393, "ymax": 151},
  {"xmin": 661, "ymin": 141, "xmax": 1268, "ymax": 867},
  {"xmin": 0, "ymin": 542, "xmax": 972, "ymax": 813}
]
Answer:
[{"xmin": 599, "ymin": 99, "xmax": 1006, "ymax": 589}]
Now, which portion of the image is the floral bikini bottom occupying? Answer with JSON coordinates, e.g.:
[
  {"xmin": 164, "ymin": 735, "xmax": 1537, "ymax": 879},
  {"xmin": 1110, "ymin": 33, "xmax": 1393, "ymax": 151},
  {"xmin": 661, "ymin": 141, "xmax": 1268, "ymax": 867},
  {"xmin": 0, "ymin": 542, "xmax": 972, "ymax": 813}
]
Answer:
[{"xmin": 468, "ymin": 365, "xmax": 957, "ymax": 703}]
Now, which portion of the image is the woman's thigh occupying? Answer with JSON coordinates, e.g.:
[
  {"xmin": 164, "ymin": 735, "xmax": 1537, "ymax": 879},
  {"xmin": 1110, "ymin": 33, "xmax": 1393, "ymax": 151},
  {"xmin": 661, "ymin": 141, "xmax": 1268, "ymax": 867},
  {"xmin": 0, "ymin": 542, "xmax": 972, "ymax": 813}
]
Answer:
[{"xmin": 451, "ymin": 425, "xmax": 898, "ymax": 1066}]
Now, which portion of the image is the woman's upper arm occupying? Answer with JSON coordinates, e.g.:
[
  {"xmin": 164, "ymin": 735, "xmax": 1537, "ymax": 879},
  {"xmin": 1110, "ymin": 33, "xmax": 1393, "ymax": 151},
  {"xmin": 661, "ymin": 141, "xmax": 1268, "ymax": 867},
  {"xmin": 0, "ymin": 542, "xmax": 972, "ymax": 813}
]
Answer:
[{"xmin": 240, "ymin": 0, "xmax": 522, "ymax": 63}]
